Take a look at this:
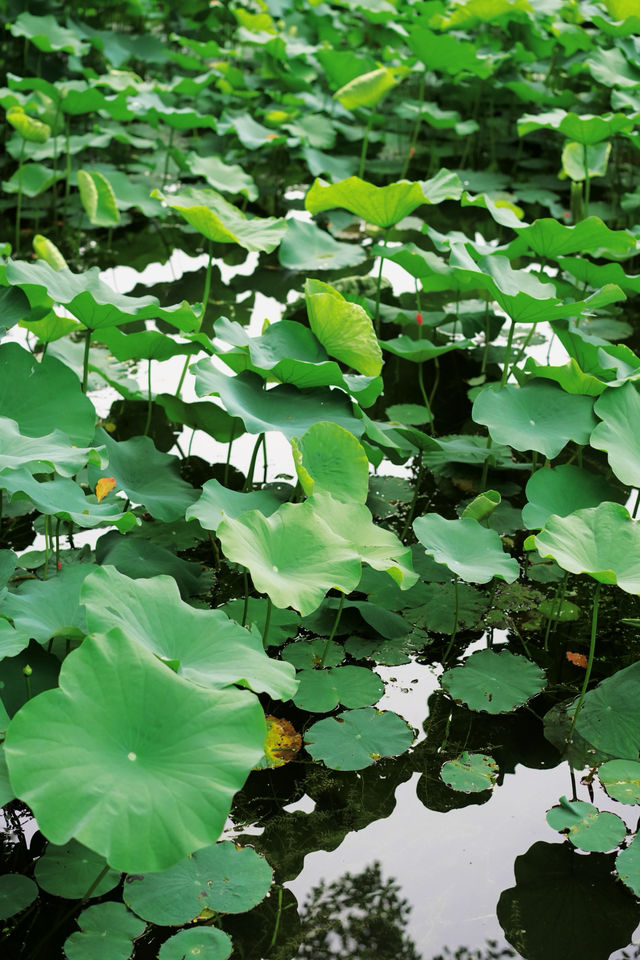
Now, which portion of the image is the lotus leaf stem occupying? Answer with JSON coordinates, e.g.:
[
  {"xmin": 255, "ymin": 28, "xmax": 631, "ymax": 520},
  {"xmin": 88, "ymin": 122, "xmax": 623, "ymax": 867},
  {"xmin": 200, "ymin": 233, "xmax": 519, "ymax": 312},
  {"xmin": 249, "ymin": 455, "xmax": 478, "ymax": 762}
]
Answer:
[
  {"xmin": 263, "ymin": 596, "xmax": 273, "ymax": 648},
  {"xmin": 568, "ymin": 580, "xmax": 602, "ymax": 744},
  {"xmin": 268, "ymin": 886, "xmax": 284, "ymax": 950},
  {"xmin": 358, "ymin": 111, "xmax": 374, "ymax": 179},
  {"xmin": 442, "ymin": 577, "xmax": 460, "ymax": 663},
  {"xmin": 319, "ymin": 592, "xmax": 345, "ymax": 666},
  {"xmin": 143, "ymin": 359, "xmax": 153, "ymax": 437},
  {"xmin": 14, "ymin": 138, "xmax": 26, "ymax": 255},
  {"xmin": 400, "ymin": 75, "xmax": 425, "ymax": 180},
  {"xmin": 244, "ymin": 432, "xmax": 265, "ymax": 491},
  {"xmin": 81, "ymin": 329, "xmax": 91, "ymax": 394},
  {"xmin": 500, "ymin": 320, "xmax": 516, "ymax": 387},
  {"xmin": 242, "ymin": 571, "xmax": 249, "ymax": 627}
]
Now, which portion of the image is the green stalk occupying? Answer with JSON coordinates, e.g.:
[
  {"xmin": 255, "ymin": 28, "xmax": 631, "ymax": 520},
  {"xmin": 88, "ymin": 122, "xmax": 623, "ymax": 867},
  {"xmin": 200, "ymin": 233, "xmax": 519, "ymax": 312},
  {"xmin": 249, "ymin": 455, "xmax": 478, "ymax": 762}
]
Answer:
[
  {"xmin": 242, "ymin": 570, "xmax": 249, "ymax": 627},
  {"xmin": 568, "ymin": 581, "xmax": 602, "ymax": 743},
  {"xmin": 200, "ymin": 240, "xmax": 214, "ymax": 321},
  {"xmin": 319, "ymin": 593, "xmax": 345, "ymax": 666},
  {"xmin": 14, "ymin": 138, "xmax": 26, "ymax": 254},
  {"xmin": 583, "ymin": 143, "xmax": 591, "ymax": 216},
  {"xmin": 400, "ymin": 75, "xmax": 425, "ymax": 180},
  {"xmin": 43, "ymin": 514, "xmax": 51, "ymax": 581},
  {"xmin": 224, "ymin": 424, "xmax": 236, "ymax": 487},
  {"xmin": 500, "ymin": 319, "xmax": 516, "ymax": 387},
  {"xmin": 428, "ymin": 356, "xmax": 440, "ymax": 416},
  {"xmin": 479, "ymin": 436, "xmax": 493, "ymax": 490},
  {"xmin": 143, "ymin": 359, "xmax": 153, "ymax": 437},
  {"xmin": 175, "ymin": 354, "xmax": 190, "ymax": 397},
  {"xmin": 374, "ymin": 228, "xmax": 389, "ymax": 333},
  {"xmin": 243, "ymin": 433, "xmax": 265, "ymax": 492},
  {"xmin": 543, "ymin": 571, "xmax": 568, "ymax": 652},
  {"xmin": 81, "ymin": 329, "xmax": 91, "ymax": 394},
  {"xmin": 162, "ymin": 125, "xmax": 175, "ymax": 186},
  {"xmin": 268, "ymin": 886, "xmax": 284, "ymax": 951},
  {"xmin": 262, "ymin": 596, "xmax": 273, "ymax": 648},
  {"xmin": 358, "ymin": 111, "xmax": 374, "ymax": 180},
  {"xmin": 441, "ymin": 577, "xmax": 460, "ymax": 663},
  {"xmin": 400, "ymin": 450, "xmax": 423, "ymax": 541}
]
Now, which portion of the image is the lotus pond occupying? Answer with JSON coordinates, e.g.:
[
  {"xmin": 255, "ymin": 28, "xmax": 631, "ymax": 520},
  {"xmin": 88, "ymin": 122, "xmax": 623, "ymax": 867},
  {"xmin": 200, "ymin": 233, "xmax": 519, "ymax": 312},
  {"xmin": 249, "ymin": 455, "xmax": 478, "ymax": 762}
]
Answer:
[{"xmin": 2, "ymin": 0, "xmax": 640, "ymax": 957}]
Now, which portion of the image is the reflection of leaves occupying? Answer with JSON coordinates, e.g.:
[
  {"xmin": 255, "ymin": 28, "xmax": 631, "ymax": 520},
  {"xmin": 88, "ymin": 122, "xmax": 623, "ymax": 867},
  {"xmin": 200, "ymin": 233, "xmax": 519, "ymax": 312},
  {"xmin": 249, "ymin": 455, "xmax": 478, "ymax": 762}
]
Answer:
[{"xmin": 221, "ymin": 886, "xmax": 301, "ymax": 960}]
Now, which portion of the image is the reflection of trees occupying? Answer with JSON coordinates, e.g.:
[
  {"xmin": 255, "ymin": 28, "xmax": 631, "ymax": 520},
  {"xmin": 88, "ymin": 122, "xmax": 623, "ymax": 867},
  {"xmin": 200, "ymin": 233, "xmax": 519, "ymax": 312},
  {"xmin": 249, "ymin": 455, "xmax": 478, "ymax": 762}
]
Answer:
[
  {"xmin": 296, "ymin": 860, "xmax": 420, "ymax": 960},
  {"xmin": 432, "ymin": 943, "xmax": 516, "ymax": 960}
]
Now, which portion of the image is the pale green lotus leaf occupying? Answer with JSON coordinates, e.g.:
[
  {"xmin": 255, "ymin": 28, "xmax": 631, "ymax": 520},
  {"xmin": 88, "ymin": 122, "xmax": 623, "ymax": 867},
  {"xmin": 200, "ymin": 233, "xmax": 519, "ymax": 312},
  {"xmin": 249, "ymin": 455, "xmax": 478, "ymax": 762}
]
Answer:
[
  {"xmin": 413, "ymin": 513, "xmax": 519, "ymax": 584},
  {"xmin": 591, "ymin": 382, "xmax": 640, "ymax": 486},
  {"xmin": 77, "ymin": 170, "xmax": 120, "ymax": 227},
  {"xmin": 546, "ymin": 796, "xmax": 627, "ymax": 852},
  {"xmin": 441, "ymin": 649, "xmax": 546, "ymax": 714},
  {"xmin": 305, "ymin": 279, "xmax": 382, "ymax": 377},
  {"xmin": 291, "ymin": 421, "xmax": 370, "ymax": 503},
  {"xmin": 440, "ymin": 752, "xmax": 498, "ymax": 793},
  {"xmin": 598, "ymin": 759, "xmax": 640, "ymax": 805},
  {"xmin": 523, "ymin": 465, "xmax": 622, "ymax": 530},
  {"xmin": 292, "ymin": 665, "xmax": 384, "ymax": 712}
]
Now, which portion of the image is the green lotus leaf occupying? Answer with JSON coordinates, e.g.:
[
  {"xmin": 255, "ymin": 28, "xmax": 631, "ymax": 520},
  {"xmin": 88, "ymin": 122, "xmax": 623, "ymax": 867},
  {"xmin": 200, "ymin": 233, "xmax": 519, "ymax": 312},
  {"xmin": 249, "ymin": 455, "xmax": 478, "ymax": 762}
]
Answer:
[
  {"xmin": 0, "ymin": 286, "xmax": 32, "ymax": 337},
  {"xmin": 123, "ymin": 841, "xmax": 272, "ymax": 924},
  {"xmin": 559, "ymin": 256, "xmax": 640, "ymax": 296},
  {"xmin": 441, "ymin": 649, "xmax": 546, "ymax": 714},
  {"xmin": 0, "ymin": 875, "xmax": 38, "ymax": 920},
  {"xmin": 617, "ymin": 833, "xmax": 640, "ymax": 898},
  {"xmin": 35, "ymin": 840, "xmax": 121, "ymax": 899},
  {"xmin": 574, "ymin": 661, "xmax": 640, "ymax": 758},
  {"xmin": 406, "ymin": 582, "xmax": 488, "ymax": 634},
  {"xmin": 523, "ymin": 465, "xmax": 622, "ymax": 530},
  {"xmin": 461, "ymin": 490, "xmax": 501, "ymax": 524},
  {"xmin": 185, "ymin": 151, "xmax": 258, "ymax": 200},
  {"xmin": 6, "ymin": 105, "xmax": 50, "ymax": 142},
  {"xmin": 534, "ymin": 502, "xmax": 640, "ymax": 591},
  {"xmin": 33, "ymin": 233, "xmax": 67, "ymax": 270},
  {"xmin": 305, "ymin": 279, "xmax": 382, "ymax": 377},
  {"xmin": 293, "ymin": 665, "xmax": 384, "ymax": 712},
  {"xmin": 193, "ymin": 367, "xmax": 365, "ymax": 439},
  {"xmin": 413, "ymin": 513, "xmax": 519, "ymax": 584},
  {"xmin": 278, "ymin": 218, "xmax": 366, "ymax": 271},
  {"xmin": 334, "ymin": 66, "xmax": 399, "ymax": 109},
  {"xmin": 186, "ymin": 479, "xmax": 285, "ymax": 532},
  {"xmin": 380, "ymin": 335, "xmax": 472, "ymax": 363},
  {"xmin": 407, "ymin": 26, "xmax": 493, "ymax": 78},
  {"xmin": 591, "ymin": 383, "xmax": 640, "ymax": 486},
  {"xmin": 4, "ymin": 259, "xmax": 200, "ymax": 332},
  {"xmin": 151, "ymin": 187, "xmax": 286, "ymax": 253},
  {"xmin": 598, "ymin": 759, "xmax": 640, "ymax": 804},
  {"xmin": 522, "ymin": 356, "xmax": 611, "ymax": 397},
  {"xmin": 305, "ymin": 707, "xmax": 414, "ymax": 770},
  {"xmin": 158, "ymin": 928, "xmax": 232, "ymax": 960},
  {"xmin": 0, "ymin": 420, "xmax": 102, "ymax": 477},
  {"xmin": 81, "ymin": 565, "xmax": 297, "ymax": 700},
  {"xmin": 507, "ymin": 216, "xmax": 636, "ymax": 260},
  {"xmin": 517, "ymin": 109, "xmax": 635, "ymax": 144},
  {"xmin": 10, "ymin": 12, "xmax": 90, "ymax": 55},
  {"xmin": 385, "ymin": 403, "xmax": 432, "ymax": 426},
  {"xmin": 282, "ymin": 637, "xmax": 344, "ymax": 669},
  {"xmin": 0, "ymin": 468, "xmax": 138, "ymax": 533},
  {"xmin": 0, "ymin": 342, "xmax": 96, "ymax": 444},
  {"xmin": 472, "ymin": 382, "xmax": 596, "ymax": 458},
  {"xmin": 546, "ymin": 796, "xmax": 627, "ymax": 852},
  {"xmin": 291, "ymin": 421, "xmax": 370, "ymax": 503},
  {"xmin": 562, "ymin": 141, "xmax": 611, "ymax": 181},
  {"xmin": 221, "ymin": 598, "xmax": 300, "ymax": 649},
  {"xmin": 96, "ymin": 326, "xmax": 207, "ymax": 363},
  {"xmin": 4, "ymin": 630, "xmax": 266, "ymax": 872},
  {"xmin": 0, "ymin": 744, "xmax": 12, "ymax": 807},
  {"xmin": 88, "ymin": 429, "xmax": 198, "ymax": 522},
  {"xmin": 2, "ymin": 162, "xmax": 64, "ymax": 197},
  {"xmin": 0, "ymin": 564, "xmax": 90, "ymax": 658},
  {"xmin": 64, "ymin": 902, "xmax": 145, "ymax": 960},
  {"xmin": 305, "ymin": 170, "xmax": 462, "ymax": 228},
  {"xmin": 440, "ymin": 752, "xmax": 498, "ymax": 793},
  {"xmin": 77, "ymin": 170, "xmax": 120, "ymax": 227},
  {"xmin": 156, "ymin": 394, "xmax": 243, "ymax": 442},
  {"xmin": 217, "ymin": 110, "xmax": 286, "ymax": 150},
  {"xmin": 95, "ymin": 530, "xmax": 206, "ymax": 599},
  {"xmin": 217, "ymin": 500, "xmax": 362, "ymax": 616}
]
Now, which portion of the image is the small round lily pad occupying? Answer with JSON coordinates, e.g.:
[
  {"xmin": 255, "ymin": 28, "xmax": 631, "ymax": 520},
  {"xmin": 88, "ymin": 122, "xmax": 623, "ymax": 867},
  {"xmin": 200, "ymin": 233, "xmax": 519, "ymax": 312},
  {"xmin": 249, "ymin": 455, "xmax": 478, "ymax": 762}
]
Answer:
[
  {"xmin": 0, "ymin": 874, "xmax": 38, "ymax": 920},
  {"xmin": 440, "ymin": 752, "xmax": 498, "ymax": 793},
  {"xmin": 35, "ymin": 840, "xmax": 121, "ymax": 899},
  {"xmin": 304, "ymin": 707, "xmax": 414, "ymax": 771},
  {"xmin": 546, "ymin": 796, "xmax": 627, "ymax": 852},
  {"xmin": 441, "ymin": 648, "xmax": 546, "ymax": 714},
  {"xmin": 158, "ymin": 926, "xmax": 233, "ymax": 960},
  {"xmin": 598, "ymin": 759, "xmax": 640, "ymax": 805}
]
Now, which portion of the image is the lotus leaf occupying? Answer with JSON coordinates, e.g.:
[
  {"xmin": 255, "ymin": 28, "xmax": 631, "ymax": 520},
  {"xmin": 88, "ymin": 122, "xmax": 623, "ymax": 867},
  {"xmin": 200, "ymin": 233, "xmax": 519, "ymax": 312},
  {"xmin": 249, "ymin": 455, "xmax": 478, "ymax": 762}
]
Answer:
[
  {"xmin": 157, "ymin": 393, "xmax": 243, "ymax": 442},
  {"xmin": 517, "ymin": 109, "xmax": 635, "ymax": 144},
  {"xmin": 278, "ymin": 218, "xmax": 366, "ymax": 271},
  {"xmin": 77, "ymin": 170, "xmax": 120, "ymax": 227},
  {"xmin": 305, "ymin": 707, "xmax": 413, "ymax": 770},
  {"xmin": 95, "ymin": 531, "xmax": 206, "ymax": 598},
  {"xmin": 221, "ymin": 597, "xmax": 300, "ymax": 649},
  {"xmin": 441, "ymin": 649, "xmax": 546, "ymax": 714},
  {"xmin": 305, "ymin": 279, "xmax": 382, "ymax": 377},
  {"xmin": 0, "ymin": 875, "xmax": 38, "ymax": 920},
  {"xmin": 472, "ymin": 382, "xmax": 596, "ymax": 458},
  {"xmin": 523, "ymin": 465, "xmax": 621, "ymax": 530},
  {"xmin": 534, "ymin": 502, "xmax": 640, "ymax": 591},
  {"xmin": 380, "ymin": 335, "xmax": 472, "ymax": 363},
  {"xmin": 185, "ymin": 151, "xmax": 258, "ymax": 200},
  {"xmin": 282, "ymin": 638, "xmax": 344, "ymax": 669},
  {"xmin": 187, "ymin": 479, "xmax": 285, "ymax": 532},
  {"xmin": 573, "ymin": 661, "xmax": 640, "ymax": 759},
  {"xmin": 0, "ymin": 747, "xmax": 14, "ymax": 807},
  {"xmin": 158, "ymin": 928, "xmax": 232, "ymax": 960},
  {"xmin": 152, "ymin": 187, "xmax": 287, "ymax": 253},
  {"xmin": 293, "ymin": 665, "xmax": 384, "ymax": 712},
  {"xmin": 591, "ymin": 382, "xmax": 640, "ymax": 486},
  {"xmin": 35, "ymin": 840, "xmax": 121, "ymax": 899},
  {"xmin": 562, "ymin": 141, "xmax": 611, "ymax": 181},
  {"xmin": 217, "ymin": 500, "xmax": 362, "ymax": 616},
  {"xmin": 440, "ymin": 752, "xmax": 498, "ymax": 793},
  {"xmin": 546, "ymin": 796, "xmax": 627, "ymax": 852},
  {"xmin": 413, "ymin": 513, "xmax": 519, "ymax": 584},
  {"xmin": 0, "ymin": 565, "xmax": 90, "ymax": 658},
  {"xmin": 63, "ymin": 902, "xmax": 145, "ymax": 960},
  {"xmin": 0, "ymin": 420, "xmax": 101, "ymax": 476},
  {"xmin": 123, "ymin": 841, "xmax": 272, "ymax": 924},
  {"xmin": 81, "ymin": 566, "xmax": 297, "ymax": 700},
  {"xmin": 5, "ymin": 630, "xmax": 266, "ymax": 872},
  {"xmin": 507, "ymin": 216, "xmax": 636, "ymax": 259},
  {"xmin": 11, "ymin": 12, "xmax": 90, "ymax": 55},
  {"xmin": 598, "ymin": 759, "xmax": 640, "ymax": 804},
  {"xmin": 291, "ymin": 421, "xmax": 369, "ymax": 503},
  {"xmin": 617, "ymin": 833, "xmax": 640, "ymax": 897}
]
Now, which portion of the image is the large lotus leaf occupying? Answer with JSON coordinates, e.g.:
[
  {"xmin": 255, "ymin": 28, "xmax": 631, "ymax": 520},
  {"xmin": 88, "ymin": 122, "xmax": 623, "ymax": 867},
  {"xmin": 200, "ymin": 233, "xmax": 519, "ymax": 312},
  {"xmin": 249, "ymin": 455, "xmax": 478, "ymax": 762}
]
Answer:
[
  {"xmin": 278, "ymin": 218, "xmax": 366, "ymax": 271},
  {"xmin": 193, "ymin": 366, "xmax": 364, "ymax": 439},
  {"xmin": 305, "ymin": 279, "xmax": 382, "ymax": 377},
  {"xmin": 81, "ymin": 566, "xmax": 297, "ymax": 700},
  {"xmin": 304, "ymin": 707, "xmax": 413, "ymax": 770},
  {"xmin": 0, "ymin": 745, "xmax": 14, "ymax": 806},
  {"xmin": 158, "ymin": 928, "xmax": 232, "ymax": 960},
  {"xmin": 4, "ymin": 259, "xmax": 200, "ymax": 332},
  {"xmin": 311, "ymin": 492, "xmax": 418, "ymax": 589},
  {"xmin": 291, "ymin": 421, "xmax": 369, "ymax": 503},
  {"xmin": 217, "ymin": 500, "xmax": 362, "ymax": 616},
  {"xmin": 156, "ymin": 394, "xmax": 243, "ymax": 442},
  {"xmin": 546, "ymin": 797, "xmax": 627, "ymax": 852},
  {"xmin": 617, "ymin": 833, "xmax": 640, "ymax": 898},
  {"xmin": 152, "ymin": 187, "xmax": 286, "ymax": 253},
  {"xmin": 522, "ymin": 465, "xmax": 622, "ymax": 530},
  {"xmin": 380, "ymin": 335, "xmax": 472, "ymax": 363},
  {"xmin": 88, "ymin": 430, "xmax": 198, "ymax": 522},
  {"xmin": 64, "ymin": 902, "xmax": 145, "ymax": 960},
  {"xmin": 0, "ymin": 420, "xmax": 101, "ymax": 477},
  {"xmin": 598, "ymin": 759, "xmax": 640, "ymax": 804},
  {"xmin": 0, "ymin": 875, "xmax": 38, "ymax": 920},
  {"xmin": 35, "ymin": 839, "xmax": 121, "ymax": 898},
  {"xmin": 441, "ymin": 649, "xmax": 546, "ymax": 714},
  {"xmin": 293, "ymin": 665, "xmax": 384, "ymax": 712},
  {"xmin": 472, "ymin": 382, "xmax": 596, "ymax": 458},
  {"xmin": 522, "ymin": 356, "xmax": 613, "ymax": 397},
  {"xmin": 559, "ymin": 257, "xmax": 640, "ymax": 296},
  {"xmin": 440, "ymin": 752, "xmax": 498, "ymax": 793},
  {"xmin": 534, "ymin": 502, "xmax": 640, "ymax": 591},
  {"xmin": 407, "ymin": 26, "xmax": 493, "ymax": 77},
  {"xmin": 497, "ymin": 841, "xmax": 640, "ymax": 960},
  {"xmin": 305, "ymin": 170, "xmax": 462, "ymax": 227},
  {"xmin": 334, "ymin": 66, "xmax": 399, "ymax": 109},
  {"xmin": 0, "ymin": 342, "xmax": 95, "ymax": 444},
  {"xmin": 4, "ymin": 630, "xmax": 266, "ymax": 872},
  {"xmin": 517, "ymin": 109, "xmax": 635, "ymax": 144},
  {"xmin": 96, "ymin": 326, "xmax": 206, "ymax": 363},
  {"xmin": 413, "ymin": 513, "xmax": 519, "ymax": 584},
  {"xmin": 507, "ymin": 216, "xmax": 636, "ymax": 260},
  {"xmin": 3, "ymin": 162, "xmax": 65, "ymax": 197},
  {"xmin": 186, "ymin": 480, "xmax": 285, "ymax": 533},
  {"xmin": 185, "ymin": 151, "xmax": 258, "ymax": 200},
  {"xmin": 591, "ymin": 383, "xmax": 640, "ymax": 486},
  {"xmin": 574, "ymin": 661, "xmax": 640, "ymax": 759},
  {"xmin": 11, "ymin": 12, "xmax": 90, "ymax": 55},
  {"xmin": 0, "ymin": 468, "xmax": 138, "ymax": 533},
  {"xmin": 95, "ymin": 531, "xmax": 206, "ymax": 599},
  {"xmin": 123, "ymin": 841, "xmax": 272, "ymax": 924},
  {"xmin": 0, "ymin": 565, "xmax": 91, "ymax": 658}
]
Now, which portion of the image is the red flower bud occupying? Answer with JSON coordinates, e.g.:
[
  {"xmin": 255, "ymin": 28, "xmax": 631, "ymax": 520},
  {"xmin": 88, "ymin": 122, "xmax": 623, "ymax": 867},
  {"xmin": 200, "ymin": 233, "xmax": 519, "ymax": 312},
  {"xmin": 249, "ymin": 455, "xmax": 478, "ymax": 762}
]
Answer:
[{"xmin": 416, "ymin": 312, "xmax": 423, "ymax": 326}]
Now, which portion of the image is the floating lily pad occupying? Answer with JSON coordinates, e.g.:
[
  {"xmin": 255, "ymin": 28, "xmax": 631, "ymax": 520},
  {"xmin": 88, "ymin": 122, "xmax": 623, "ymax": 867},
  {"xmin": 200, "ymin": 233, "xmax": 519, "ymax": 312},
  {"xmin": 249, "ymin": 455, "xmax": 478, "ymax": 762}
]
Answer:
[
  {"xmin": 574, "ymin": 660, "xmax": 640, "ymax": 759},
  {"xmin": 616, "ymin": 833, "xmax": 640, "ymax": 897},
  {"xmin": 158, "ymin": 927, "xmax": 232, "ymax": 960},
  {"xmin": 35, "ymin": 840, "xmax": 121, "ymax": 899},
  {"xmin": 413, "ymin": 513, "xmax": 519, "ymax": 584},
  {"xmin": 282, "ymin": 638, "xmax": 343, "ymax": 669},
  {"xmin": 441, "ymin": 649, "xmax": 546, "ymax": 714},
  {"xmin": 305, "ymin": 708, "xmax": 413, "ymax": 770},
  {"xmin": 4, "ymin": 630, "xmax": 266, "ymax": 872},
  {"xmin": 263, "ymin": 716, "xmax": 302, "ymax": 769},
  {"xmin": 292, "ymin": 665, "xmax": 384, "ymax": 712},
  {"xmin": 123, "ymin": 842, "xmax": 272, "ymax": 924},
  {"xmin": 64, "ymin": 902, "xmax": 145, "ymax": 960},
  {"xmin": 440, "ymin": 752, "xmax": 498, "ymax": 793},
  {"xmin": 598, "ymin": 759, "xmax": 640, "ymax": 804},
  {"xmin": 546, "ymin": 796, "xmax": 627, "ymax": 852},
  {"xmin": 0, "ymin": 874, "xmax": 38, "ymax": 920}
]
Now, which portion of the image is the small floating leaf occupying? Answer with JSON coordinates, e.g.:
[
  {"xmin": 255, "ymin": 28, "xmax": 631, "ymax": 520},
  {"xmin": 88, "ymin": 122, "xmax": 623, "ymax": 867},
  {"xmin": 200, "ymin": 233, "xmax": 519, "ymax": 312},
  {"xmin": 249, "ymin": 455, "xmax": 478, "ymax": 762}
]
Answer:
[
  {"xmin": 263, "ymin": 716, "xmax": 302, "ymax": 769},
  {"xmin": 440, "ymin": 752, "xmax": 498, "ymax": 793},
  {"xmin": 305, "ymin": 707, "xmax": 414, "ymax": 770},
  {"xmin": 35, "ymin": 840, "xmax": 120, "ymax": 899},
  {"xmin": 598, "ymin": 759, "xmax": 640, "ymax": 805},
  {"xmin": 546, "ymin": 796, "xmax": 627, "ymax": 852},
  {"xmin": 0, "ymin": 874, "xmax": 38, "ymax": 920},
  {"xmin": 441, "ymin": 649, "xmax": 546, "ymax": 714},
  {"xmin": 616, "ymin": 833, "xmax": 640, "ymax": 897},
  {"xmin": 158, "ymin": 927, "xmax": 232, "ymax": 960},
  {"xmin": 63, "ymin": 902, "xmax": 144, "ymax": 960}
]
